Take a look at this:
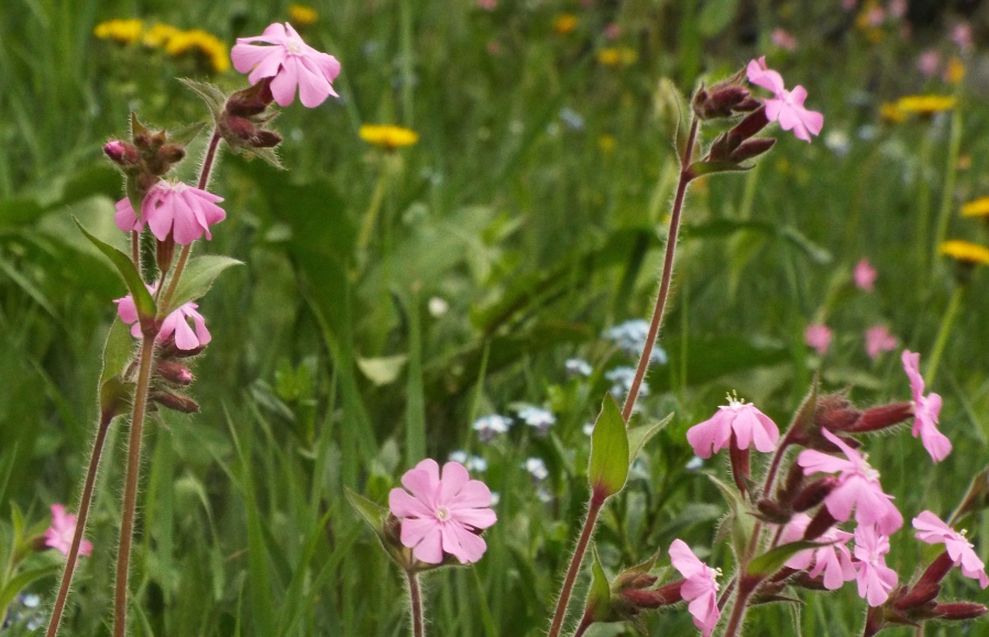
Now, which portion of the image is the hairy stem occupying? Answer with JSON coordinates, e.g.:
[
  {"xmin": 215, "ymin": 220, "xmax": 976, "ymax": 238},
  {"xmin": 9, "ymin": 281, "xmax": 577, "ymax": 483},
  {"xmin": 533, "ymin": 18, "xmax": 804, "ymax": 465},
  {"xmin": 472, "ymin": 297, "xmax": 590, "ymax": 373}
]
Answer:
[
  {"xmin": 572, "ymin": 615, "xmax": 593, "ymax": 637},
  {"xmin": 407, "ymin": 571, "xmax": 424, "ymax": 637},
  {"xmin": 547, "ymin": 496, "xmax": 604, "ymax": 637},
  {"xmin": 723, "ymin": 583, "xmax": 753, "ymax": 637},
  {"xmin": 112, "ymin": 337, "xmax": 156, "ymax": 637},
  {"xmin": 45, "ymin": 412, "xmax": 113, "ymax": 637}
]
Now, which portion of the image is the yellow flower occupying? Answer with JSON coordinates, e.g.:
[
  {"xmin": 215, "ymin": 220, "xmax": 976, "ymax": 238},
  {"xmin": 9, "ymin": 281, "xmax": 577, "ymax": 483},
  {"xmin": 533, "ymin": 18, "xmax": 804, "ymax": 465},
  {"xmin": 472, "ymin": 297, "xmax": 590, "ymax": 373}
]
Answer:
[
  {"xmin": 961, "ymin": 197, "xmax": 989, "ymax": 218},
  {"xmin": 598, "ymin": 134, "xmax": 616, "ymax": 154},
  {"xmin": 895, "ymin": 95, "xmax": 956, "ymax": 115},
  {"xmin": 940, "ymin": 240, "xmax": 989, "ymax": 266},
  {"xmin": 288, "ymin": 4, "xmax": 319, "ymax": 27},
  {"xmin": 945, "ymin": 56, "xmax": 965, "ymax": 85},
  {"xmin": 143, "ymin": 23, "xmax": 183, "ymax": 48},
  {"xmin": 359, "ymin": 125, "xmax": 419, "ymax": 150},
  {"xmin": 553, "ymin": 13, "xmax": 578, "ymax": 35},
  {"xmin": 879, "ymin": 102, "xmax": 906, "ymax": 123},
  {"xmin": 93, "ymin": 19, "xmax": 144, "ymax": 45},
  {"xmin": 596, "ymin": 47, "xmax": 637, "ymax": 67},
  {"xmin": 165, "ymin": 29, "xmax": 230, "ymax": 73}
]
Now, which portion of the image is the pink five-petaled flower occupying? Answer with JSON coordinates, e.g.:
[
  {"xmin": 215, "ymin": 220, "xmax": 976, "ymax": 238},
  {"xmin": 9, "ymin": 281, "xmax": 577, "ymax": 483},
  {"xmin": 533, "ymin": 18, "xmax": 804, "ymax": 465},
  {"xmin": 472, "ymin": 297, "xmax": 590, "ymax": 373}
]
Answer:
[
  {"xmin": 780, "ymin": 512, "xmax": 856, "ymax": 590},
  {"xmin": 804, "ymin": 323, "xmax": 832, "ymax": 356},
  {"xmin": 746, "ymin": 57, "xmax": 824, "ymax": 142},
  {"xmin": 115, "ymin": 285, "xmax": 212, "ymax": 351},
  {"xmin": 797, "ymin": 428, "xmax": 903, "ymax": 535},
  {"xmin": 913, "ymin": 511, "xmax": 989, "ymax": 588},
  {"xmin": 865, "ymin": 325, "xmax": 898, "ymax": 360},
  {"xmin": 44, "ymin": 504, "xmax": 92, "ymax": 557},
  {"xmin": 389, "ymin": 459, "xmax": 497, "ymax": 565},
  {"xmin": 854, "ymin": 258, "xmax": 877, "ymax": 292},
  {"xmin": 853, "ymin": 524, "xmax": 899, "ymax": 607},
  {"xmin": 901, "ymin": 350, "xmax": 951, "ymax": 462},
  {"xmin": 143, "ymin": 181, "xmax": 225, "ymax": 245},
  {"xmin": 669, "ymin": 539, "xmax": 720, "ymax": 637},
  {"xmin": 685, "ymin": 392, "xmax": 780, "ymax": 459},
  {"xmin": 231, "ymin": 22, "xmax": 341, "ymax": 108}
]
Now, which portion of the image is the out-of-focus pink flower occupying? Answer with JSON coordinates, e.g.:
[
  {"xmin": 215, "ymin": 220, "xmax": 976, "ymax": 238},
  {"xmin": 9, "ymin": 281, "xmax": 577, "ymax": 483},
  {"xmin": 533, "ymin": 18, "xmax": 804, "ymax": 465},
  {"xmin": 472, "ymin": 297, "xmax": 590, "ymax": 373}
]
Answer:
[
  {"xmin": 854, "ymin": 258, "xmax": 877, "ymax": 292},
  {"xmin": 913, "ymin": 511, "xmax": 989, "ymax": 588},
  {"xmin": 865, "ymin": 5, "xmax": 886, "ymax": 27},
  {"xmin": 951, "ymin": 23, "xmax": 973, "ymax": 52},
  {"xmin": 129, "ymin": 181, "xmax": 226, "ymax": 245},
  {"xmin": 902, "ymin": 350, "xmax": 951, "ymax": 462},
  {"xmin": 232, "ymin": 22, "xmax": 341, "ymax": 108},
  {"xmin": 865, "ymin": 325, "xmax": 898, "ymax": 360},
  {"xmin": 669, "ymin": 539, "xmax": 720, "ymax": 637},
  {"xmin": 804, "ymin": 323, "xmax": 832, "ymax": 355},
  {"xmin": 797, "ymin": 429, "xmax": 903, "ymax": 534},
  {"xmin": 746, "ymin": 57, "xmax": 824, "ymax": 142},
  {"xmin": 476, "ymin": 0, "xmax": 497, "ymax": 9},
  {"xmin": 115, "ymin": 286, "xmax": 212, "ymax": 351},
  {"xmin": 686, "ymin": 393, "xmax": 780, "ymax": 458},
  {"xmin": 389, "ymin": 459, "xmax": 496, "ymax": 564},
  {"xmin": 771, "ymin": 28, "xmax": 798, "ymax": 52},
  {"xmin": 603, "ymin": 22, "xmax": 622, "ymax": 40},
  {"xmin": 853, "ymin": 524, "xmax": 898, "ymax": 606},
  {"xmin": 780, "ymin": 513, "xmax": 856, "ymax": 589},
  {"xmin": 917, "ymin": 49, "xmax": 942, "ymax": 78},
  {"xmin": 842, "ymin": 0, "xmax": 858, "ymax": 10},
  {"xmin": 44, "ymin": 504, "xmax": 92, "ymax": 557},
  {"xmin": 887, "ymin": 0, "xmax": 907, "ymax": 19}
]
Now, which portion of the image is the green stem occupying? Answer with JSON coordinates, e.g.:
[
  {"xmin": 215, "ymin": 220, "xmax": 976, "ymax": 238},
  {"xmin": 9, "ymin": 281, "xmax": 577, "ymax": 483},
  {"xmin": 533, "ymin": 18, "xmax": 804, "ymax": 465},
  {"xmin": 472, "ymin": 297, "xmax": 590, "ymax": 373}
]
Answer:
[
  {"xmin": 546, "ymin": 496, "xmax": 604, "ymax": 637},
  {"xmin": 924, "ymin": 283, "xmax": 965, "ymax": 386},
  {"xmin": 112, "ymin": 336, "xmax": 156, "ymax": 637},
  {"xmin": 932, "ymin": 107, "xmax": 963, "ymax": 269},
  {"xmin": 407, "ymin": 571, "xmax": 424, "ymax": 637},
  {"xmin": 357, "ymin": 164, "xmax": 389, "ymax": 253}
]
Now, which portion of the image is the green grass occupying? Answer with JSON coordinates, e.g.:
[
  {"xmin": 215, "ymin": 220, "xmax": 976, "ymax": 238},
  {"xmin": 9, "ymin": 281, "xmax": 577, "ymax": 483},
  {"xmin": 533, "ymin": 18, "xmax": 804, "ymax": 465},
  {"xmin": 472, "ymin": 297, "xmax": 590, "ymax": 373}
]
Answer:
[{"xmin": 1, "ymin": 0, "xmax": 989, "ymax": 635}]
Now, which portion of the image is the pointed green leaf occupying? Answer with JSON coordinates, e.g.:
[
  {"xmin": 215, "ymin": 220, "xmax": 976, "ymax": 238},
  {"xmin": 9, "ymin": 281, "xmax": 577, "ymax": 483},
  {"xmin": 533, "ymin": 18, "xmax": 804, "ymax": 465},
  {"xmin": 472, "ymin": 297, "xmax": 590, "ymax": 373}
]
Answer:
[
  {"xmin": 628, "ymin": 413, "xmax": 674, "ymax": 463},
  {"xmin": 164, "ymin": 255, "xmax": 243, "ymax": 314},
  {"xmin": 707, "ymin": 473, "xmax": 753, "ymax": 560},
  {"xmin": 74, "ymin": 218, "xmax": 155, "ymax": 320},
  {"xmin": 130, "ymin": 112, "xmax": 149, "ymax": 138},
  {"xmin": 0, "ymin": 565, "xmax": 60, "ymax": 616},
  {"xmin": 748, "ymin": 540, "xmax": 829, "ymax": 577},
  {"xmin": 99, "ymin": 319, "xmax": 135, "ymax": 387},
  {"xmin": 179, "ymin": 77, "xmax": 227, "ymax": 121},
  {"xmin": 588, "ymin": 394, "xmax": 629, "ymax": 499},
  {"xmin": 344, "ymin": 487, "xmax": 388, "ymax": 532},
  {"xmin": 586, "ymin": 546, "xmax": 612, "ymax": 622}
]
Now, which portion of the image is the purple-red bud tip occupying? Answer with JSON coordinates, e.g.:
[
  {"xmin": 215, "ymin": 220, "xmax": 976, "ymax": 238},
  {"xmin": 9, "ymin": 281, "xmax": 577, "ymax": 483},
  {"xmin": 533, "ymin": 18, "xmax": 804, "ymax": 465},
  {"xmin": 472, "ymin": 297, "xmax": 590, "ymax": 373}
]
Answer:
[
  {"xmin": 847, "ymin": 402, "xmax": 914, "ymax": 433},
  {"xmin": 621, "ymin": 581, "xmax": 683, "ymax": 609},
  {"xmin": 933, "ymin": 602, "xmax": 988, "ymax": 620},
  {"xmin": 803, "ymin": 507, "xmax": 837, "ymax": 541},
  {"xmin": 104, "ymin": 140, "xmax": 140, "ymax": 166},
  {"xmin": 792, "ymin": 477, "xmax": 838, "ymax": 512}
]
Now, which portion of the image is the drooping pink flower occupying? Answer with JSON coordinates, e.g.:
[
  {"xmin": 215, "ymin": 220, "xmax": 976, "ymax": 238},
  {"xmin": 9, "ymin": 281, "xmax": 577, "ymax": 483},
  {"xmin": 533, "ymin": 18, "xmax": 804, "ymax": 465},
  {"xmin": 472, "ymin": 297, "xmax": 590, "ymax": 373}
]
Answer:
[
  {"xmin": 913, "ymin": 511, "xmax": 989, "ymax": 588},
  {"xmin": 140, "ymin": 181, "xmax": 226, "ymax": 245},
  {"xmin": 389, "ymin": 459, "xmax": 497, "ymax": 565},
  {"xmin": 780, "ymin": 513, "xmax": 856, "ymax": 590},
  {"xmin": 804, "ymin": 323, "xmax": 832, "ymax": 356},
  {"xmin": 44, "ymin": 504, "xmax": 93, "ymax": 557},
  {"xmin": 115, "ymin": 286, "xmax": 212, "ymax": 351},
  {"xmin": 902, "ymin": 350, "xmax": 951, "ymax": 462},
  {"xmin": 917, "ymin": 49, "xmax": 942, "ymax": 78},
  {"xmin": 686, "ymin": 393, "xmax": 780, "ymax": 458},
  {"xmin": 854, "ymin": 258, "xmax": 877, "ymax": 292},
  {"xmin": 797, "ymin": 428, "xmax": 903, "ymax": 535},
  {"xmin": 114, "ymin": 198, "xmax": 144, "ymax": 233},
  {"xmin": 746, "ymin": 57, "xmax": 824, "ymax": 142},
  {"xmin": 669, "ymin": 539, "xmax": 720, "ymax": 637},
  {"xmin": 853, "ymin": 524, "xmax": 898, "ymax": 607},
  {"xmin": 231, "ymin": 22, "xmax": 341, "ymax": 108},
  {"xmin": 865, "ymin": 325, "xmax": 898, "ymax": 360},
  {"xmin": 771, "ymin": 28, "xmax": 798, "ymax": 52}
]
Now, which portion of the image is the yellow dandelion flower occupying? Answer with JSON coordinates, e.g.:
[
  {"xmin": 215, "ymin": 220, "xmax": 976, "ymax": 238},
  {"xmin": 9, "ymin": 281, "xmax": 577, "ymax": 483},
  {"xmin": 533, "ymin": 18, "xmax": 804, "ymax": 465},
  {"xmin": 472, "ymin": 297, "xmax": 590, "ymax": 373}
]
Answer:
[
  {"xmin": 895, "ymin": 95, "xmax": 956, "ymax": 115},
  {"xmin": 93, "ymin": 19, "xmax": 144, "ymax": 45},
  {"xmin": 143, "ymin": 23, "xmax": 183, "ymax": 48},
  {"xmin": 961, "ymin": 197, "xmax": 989, "ymax": 218},
  {"xmin": 359, "ymin": 125, "xmax": 419, "ymax": 150},
  {"xmin": 598, "ymin": 134, "xmax": 616, "ymax": 154},
  {"xmin": 165, "ymin": 29, "xmax": 230, "ymax": 74},
  {"xmin": 879, "ymin": 102, "xmax": 906, "ymax": 124},
  {"xmin": 289, "ymin": 4, "xmax": 319, "ymax": 27},
  {"xmin": 945, "ymin": 56, "xmax": 965, "ymax": 85},
  {"xmin": 940, "ymin": 240, "xmax": 989, "ymax": 266},
  {"xmin": 596, "ymin": 47, "xmax": 637, "ymax": 67},
  {"xmin": 553, "ymin": 13, "xmax": 578, "ymax": 35}
]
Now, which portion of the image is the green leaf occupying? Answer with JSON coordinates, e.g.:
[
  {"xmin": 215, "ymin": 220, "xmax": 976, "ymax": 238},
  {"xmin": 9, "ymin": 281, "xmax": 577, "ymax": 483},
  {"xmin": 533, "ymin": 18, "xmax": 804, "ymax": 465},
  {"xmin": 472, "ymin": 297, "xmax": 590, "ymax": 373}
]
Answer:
[
  {"xmin": 588, "ymin": 394, "xmax": 629, "ymax": 499},
  {"xmin": 780, "ymin": 226, "xmax": 832, "ymax": 265},
  {"xmin": 74, "ymin": 218, "xmax": 155, "ymax": 320},
  {"xmin": 356, "ymin": 354, "xmax": 408, "ymax": 386},
  {"xmin": 748, "ymin": 540, "xmax": 829, "ymax": 577},
  {"xmin": 164, "ymin": 255, "xmax": 243, "ymax": 314},
  {"xmin": 344, "ymin": 487, "xmax": 388, "ymax": 533},
  {"xmin": 689, "ymin": 159, "xmax": 752, "ymax": 177},
  {"xmin": 178, "ymin": 78, "xmax": 227, "ymax": 121},
  {"xmin": 628, "ymin": 413, "xmax": 674, "ymax": 463},
  {"xmin": 585, "ymin": 546, "xmax": 612, "ymax": 622},
  {"xmin": 0, "ymin": 565, "xmax": 60, "ymax": 616},
  {"xmin": 707, "ymin": 473, "xmax": 753, "ymax": 560}
]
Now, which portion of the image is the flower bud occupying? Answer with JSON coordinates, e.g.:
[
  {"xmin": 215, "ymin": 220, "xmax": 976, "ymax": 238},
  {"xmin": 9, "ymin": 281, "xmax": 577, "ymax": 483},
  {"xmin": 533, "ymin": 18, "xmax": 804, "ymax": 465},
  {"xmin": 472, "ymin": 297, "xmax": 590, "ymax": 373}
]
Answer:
[
  {"xmin": 104, "ymin": 140, "xmax": 140, "ymax": 167},
  {"xmin": 157, "ymin": 359, "xmax": 194, "ymax": 385},
  {"xmin": 792, "ymin": 477, "xmax": 837, "ymax": 512},
  {"xmin": 158, "ymin": 143, "xmax": 186, "ymax": 164},
  {"xmin": 846, "ymin": 402, "xmax": 914, "ymax": 433},
  {"xmin": 802, "ymin": 507, "xmax": 837, "ymax": 541},
  {"xmin": 620, "ymin": 580, "xmax": 683, "ymax": 609},
  {"xmin": 729, "ymin": 138, "xmax": 776, "ymax": 162},
  {"xmin": 156, "ymin": 235, "xmax": 175, "ymax": 273},
  {"xmin": 151, "ymin": 390, "xmax": 200, "ymax": 414},
  {"xmin": 225, "ymin": 79, "xmax": 274, "ymax": 117},
  {"xmin": 727, "ymin": 107, "xmax": 770, "ymax": 146},
  {"xmin": 729, "ymin": 438, "xmax": 750, "ymax": 495},
  {"xmin": 693, "ymin": 83, "xmax": 752, "ymax": 120},
  {"xmin": 895, "ymin": 551, "xmax": 954, "ymax": 611},
  {"xmin": 933, "ymin": 602, "xmax": 988, "ymax": 620},
  {"xmin": 756, "ymin": 498, "xmax": 791, "ymax": 523}
]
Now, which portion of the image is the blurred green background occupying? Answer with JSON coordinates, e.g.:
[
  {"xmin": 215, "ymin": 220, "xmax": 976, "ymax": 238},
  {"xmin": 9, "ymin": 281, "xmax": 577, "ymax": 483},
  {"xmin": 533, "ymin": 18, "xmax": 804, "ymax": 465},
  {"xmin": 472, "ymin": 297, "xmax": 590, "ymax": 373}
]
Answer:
[{"xmin": 2, "ymin": 0, "xmax": 989, "ymax": 635}]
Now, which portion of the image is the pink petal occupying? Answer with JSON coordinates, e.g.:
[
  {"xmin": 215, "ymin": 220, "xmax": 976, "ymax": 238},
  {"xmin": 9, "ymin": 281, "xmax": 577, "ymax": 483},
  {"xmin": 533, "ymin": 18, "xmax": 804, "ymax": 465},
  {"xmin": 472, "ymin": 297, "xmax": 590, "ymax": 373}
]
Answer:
[
  {"xmin": 246, "ymin": 47, "xmax": 287, "ymax": 85},
  {"xmin": 270, "ymin": 56, "xmax": 300, "ymax": 106},
  {"xmin": 450, "ymin": 506, "xmax": 497, "ymax": 530},
  {"xmin": 296, "ymin": 56, "xmax": 333, "ymax": 107},
  {"xmin": 746, "ymin": 57, "xmax": 785, "ymax": 95},
  {"xmin": 448, "ymin": 480, "xmax": 492, "ymax": 509},
  {"xmin": 441, "ymin": 521, "xmax": 488, "ymax": 563},
  {"xmin": 686, "ymin": 411, "xmax": 732, "ymax": 458},
  {"xmin": 232, "ymin": 43, "xmax": 275, "ymax": 75},
  {"xmin": 79, "ymin": 538, "xmax": 94, "ymax": 557},
  {"xmin": 669, "ymin": 539, "xmax": 705, "ymax": 580},
  {"xmin": 797, "ymin": 448, "xmax": 853, "ymax": 475},
  {"xmin": 402, "ymin": 460, "xmax": 440, "ymax": 507},
  {"xmin": 411, "ymin": 527, "xmax": 444, "ymax": 564},
  {"xmin": 439, "ymin": 461, "xmax": 471, "ymax": 503},
  {"xmin": 389, "ymin": 487, "xmax": 432, "ymax": 518},
  {"xmin": 114, "ymin": 198, "xmax": 142, "ymax": 232},
  {"xmin": 400, "ymin": 517, "xmax": 439, "ymax": 548},
  {"xmin": 172, "ymin": 313, "xmax": 200, "ymax": 350},
  {"xmin": 115, "ymin": 294, "xmax": 139, "ymax": 326},
  {"xmin": 158, "ymin": 311, "xmax": 178, "ymax": 343},
  {"xmin": 901, "ymin": 350, "xmax": 925, "ymax": 400}
]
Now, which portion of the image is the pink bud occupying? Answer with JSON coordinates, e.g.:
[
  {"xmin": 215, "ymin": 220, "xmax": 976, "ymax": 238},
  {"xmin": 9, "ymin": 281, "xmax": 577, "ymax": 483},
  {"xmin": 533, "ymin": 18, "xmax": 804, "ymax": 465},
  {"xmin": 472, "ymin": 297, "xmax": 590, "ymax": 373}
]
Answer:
[{"xmin": 104, "ymin": 140, "xmax": 139, "ymax": 166}]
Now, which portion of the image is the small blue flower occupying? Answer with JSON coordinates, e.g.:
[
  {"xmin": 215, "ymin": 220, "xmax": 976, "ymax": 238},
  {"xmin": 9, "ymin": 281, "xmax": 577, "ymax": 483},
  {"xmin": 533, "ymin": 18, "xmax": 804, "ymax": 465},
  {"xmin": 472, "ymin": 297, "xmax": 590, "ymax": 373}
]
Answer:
[
  {"xmin": 524, "ymin": 457, "xmax": 549, "ymax": 481},
  {"xmin": 603, "ymin": 320, "xmax": 667, "ymax": 364},
  {"xmin": 448, "ymin": 450, "xmax": 488, "ymax": 473},
  {"xmin": 559, "ymin": 107, "xmax": 585, "ymax": 130},
  {"xmin": 516, "ymin": 404, "xmax": 556, "ymax": 435},
  {"xmin": 472, "ymin": 414, "xmax": 512, "ymax": 442},
  {"xmin": 605, "ymin": 366, "xmax": 649, "ymax": 399},
  {"xmin": 565, "ymin": 357, "xmax": 593, "ymax": 377}
]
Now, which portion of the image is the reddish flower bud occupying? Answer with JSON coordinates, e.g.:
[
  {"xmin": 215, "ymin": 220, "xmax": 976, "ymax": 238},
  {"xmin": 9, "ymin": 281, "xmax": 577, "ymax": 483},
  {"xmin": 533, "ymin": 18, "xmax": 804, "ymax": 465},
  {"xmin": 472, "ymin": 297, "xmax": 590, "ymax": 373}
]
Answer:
[
  {"xmin": 727, "ymin": 107, "xmax": 770, "ymax": 146},
  {"xmin": 728, "ymin": 138, "xmax": 776, "ymax": 162},
  {"xmin": 814, "ymin": 393, "xmax": 860, "ymax": 431},
  {"xmin": 225, "ymin": 78, "xmax": 275, "ymax": 117},
  {"xmin": 776, "ymin": 461, "xmax": 806, "ymax": 502},
  {"xmin": 846, "ymin": 402, "xmax": 914, "ymax": 433},
  {"xmin": 620, "ymin": 580, "xmax": 683, "ymax": 609},
  {"xmin": 693, "ymin": 83, "xmax": 752, "ymax": 120},
  {"xmin": 803, "ymin": 506, "xmax": 837, "ymax": 541},
  {"xmin": 151, "ymin": 390, "xmax": 200, "ymax": 414},
  {"xmin": 933, "ymin": 602, "xmax": 988, "ymax": 620},
  {"xmin": 895, "ymin": 551, "xmax": 954, "ymax": 610},
  {"xmin": 104, "ymin": 140, "xmax": 140, "ymax": 167},
  {"xmin": 757, "ymin": 498, "xmax": 791, "ymax": 523},
  {"xmin": 792, "ymin": 477, "xmax": 838, "ymax": 512},
  {"xmin": 158, "ymin": 143, "xmax": 186, "ymax": 164},
  {"xmin": 157, "ymin": 359, "xmax": 194, "ymax": 386},
  {"xmin": 729, "ymin": 436, "xmax": 751, "ymax": 495}
]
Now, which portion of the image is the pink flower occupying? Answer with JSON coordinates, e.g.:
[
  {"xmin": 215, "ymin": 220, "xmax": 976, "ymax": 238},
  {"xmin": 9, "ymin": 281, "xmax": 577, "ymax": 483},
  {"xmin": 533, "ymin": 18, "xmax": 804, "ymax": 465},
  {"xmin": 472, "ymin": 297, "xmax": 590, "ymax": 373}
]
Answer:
[
  {"xmin": 804, "ymin": 323, "xmax": 832, "ymax": 355},
  {"xmin": 114, "ymin": 198, "xmax": 144, "ymax": 233},
  {"xmin": 669, "ymin": 539, "xmax": 720, "ymax": 637},
  {"xmin": 913, "ymin": 511, "xmax": 989, "ymax": 588},
  {"xmin": 771, "ymin": 28, "xmax": 798, "ymax": 52},
  {"xmin": 797, "ymin": 428, "xmax": 903, "ymax": 535},
  {"xmin": 888, "ymin": 0, "xmax": 907, "ymax": 19},
  {"xmin": 780, "ymin": 513, "xmax": 856, "ymax": 590},
  {"xmin": 917, "ymin": 49, "xmax": 942, "ymax": 78},
  {"xmin": 865, "ymin": 325, "xmax": 898, "ymax": 360},
  {"xmin": 746, "ymin": 57, "xmax": 824, "ymax": 142},
  {"xmin": 476, "ymin": 0, "xmax": 497, "ymax": 9},
  {"xmin": 142, "ymin": 182, "xmax": 226, "ymax": 245},
  {"xmin": 44, "ymin": 504, "xmax": 93, "ymax": 557},
  {"xmin": 686, "ymin": 393, "xmax": 780, "ymax": 458},
  {"xmin": 853, "ymin": 524, "xmax": 898, "ymax": 607},
  {"xmin": 115, "ymin": 286, "xmax": 212, "ymax": 351},
  {"xmin": 902, "ymin": 350, "xmax": 951, "ymax": 462},
  {"xmin": 389, "ymin": 459, "xmax": 497, "ymax": 565},
  {"xmin": 865, "ymin": 5, "xmax": 886, "ymax": 27},
  {"xmin": 951, "ymin": 23, "xmax": 973, "ymax": 52},
  {"xmin": 854, "ymin": 258, "xmax": 877, "ymax": 292},
  {"xmin": 231, "ymin": 22, "xmax": 341, "ymax": 108},
  {"xmin": 842, "ymin": 0, "xmax": 857, "ymax": 10},
  {"xmin": 603, "ymin": 22, "xmax": 622, "ymax": 40}
]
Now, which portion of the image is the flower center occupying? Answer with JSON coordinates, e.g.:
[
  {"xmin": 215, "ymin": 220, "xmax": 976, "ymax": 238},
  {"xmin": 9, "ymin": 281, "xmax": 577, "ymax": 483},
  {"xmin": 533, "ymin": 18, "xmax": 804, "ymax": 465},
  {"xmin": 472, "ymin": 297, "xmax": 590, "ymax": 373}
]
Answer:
[
  {"xmin": 286, "ymin": 39, "xmax": 303, "ymax": 54},
  {"xmin": 435, "ymin": 505, "xmax": 451, "ymax": 521}
]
